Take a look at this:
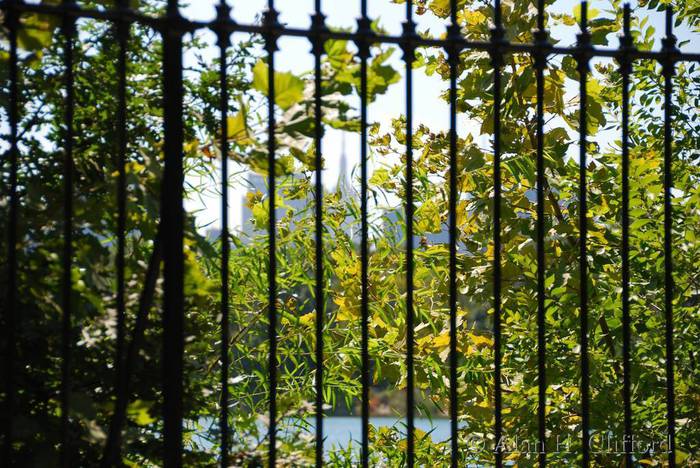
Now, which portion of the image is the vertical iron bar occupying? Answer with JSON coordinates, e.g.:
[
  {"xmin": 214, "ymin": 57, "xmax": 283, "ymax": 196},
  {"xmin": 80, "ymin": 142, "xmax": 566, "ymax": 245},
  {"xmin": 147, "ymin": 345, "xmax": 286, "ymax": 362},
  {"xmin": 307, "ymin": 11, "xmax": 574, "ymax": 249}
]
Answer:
[
  {"xmin": 357, "ymin": 2, "xmax": 371, "ymax": 465},
  {"xmin": 114, "ymin": 0, "xmax": 128, "ymax": 391},
  {"xmin": 402, "ymin": 1, "xmax": 416, "ymax": 465},
  {"xmin": 489, "ymin": 1, "xmax": 504, "ymax": 465},
  {"xmin": 216, "ymin": 2, "xmax": 232, "ymax": 466},
  {"xmin": 161, "ymin": 1, "xmax": 185, "ymax": 465},
  {"xmin": 2, "ymin": 1, "xmax": 20, "ymax": 464},
  {"xmin": 619, "ymin": 5, "xmax": 634, "ymax": 466},
  {"xmin": 100, "ymin": 1, "xmax": 130, "ymax": 464},
  {"xmin": 311, "ymin": 2, "xmax": 327, "ymax": 466},
  {"xmin": 263, "ymin": 4, "xmax": 279, "ymax": 466},
  {"xmin": 661, "ymin": 7, "xmax": 677, "ymax": 468},
  {"xmin": 60, "ymin": 2, "xmax": 76, "ymax": 466},
  {"xmin": 533, "ymin": 1, "xmax": 548, "ymax": 465},
  {"xmin": 446, "ymin": 2, "xmax": 459, "ymax": 465},
  {"xmin": 575, "ymin": 3, "xmax": 591, "ymax": 467},
  {"xmin": 114, "ymin": 0, "xmax": 128, "ymax": 443}
]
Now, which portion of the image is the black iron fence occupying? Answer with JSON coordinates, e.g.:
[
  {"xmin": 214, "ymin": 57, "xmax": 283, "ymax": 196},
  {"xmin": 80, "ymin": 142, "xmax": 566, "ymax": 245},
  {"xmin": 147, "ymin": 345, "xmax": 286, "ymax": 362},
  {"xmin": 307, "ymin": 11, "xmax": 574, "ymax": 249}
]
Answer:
[{"xmin": 1, "ymin": 0, "xmax": 699, "ymax": 467}]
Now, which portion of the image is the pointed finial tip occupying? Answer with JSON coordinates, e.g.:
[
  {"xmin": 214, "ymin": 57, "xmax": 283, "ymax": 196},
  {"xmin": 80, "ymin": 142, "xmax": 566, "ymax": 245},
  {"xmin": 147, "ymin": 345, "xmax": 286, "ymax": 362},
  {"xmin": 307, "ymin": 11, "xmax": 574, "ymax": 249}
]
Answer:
[
  {"xmin": 665, "ymin": 4, "xmax": 673, "ymax": 34},
  {"xmin": 622, "ymin": 4, "xmax": 632, "ymax": 36}
]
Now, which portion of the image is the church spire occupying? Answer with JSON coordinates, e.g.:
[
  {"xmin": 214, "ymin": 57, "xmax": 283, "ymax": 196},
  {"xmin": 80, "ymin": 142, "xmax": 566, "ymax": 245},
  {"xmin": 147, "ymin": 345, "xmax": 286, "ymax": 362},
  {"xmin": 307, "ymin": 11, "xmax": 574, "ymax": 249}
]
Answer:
[{"xmin": 337, "ymin": 132, "xmax": 349, "ymax": 193}]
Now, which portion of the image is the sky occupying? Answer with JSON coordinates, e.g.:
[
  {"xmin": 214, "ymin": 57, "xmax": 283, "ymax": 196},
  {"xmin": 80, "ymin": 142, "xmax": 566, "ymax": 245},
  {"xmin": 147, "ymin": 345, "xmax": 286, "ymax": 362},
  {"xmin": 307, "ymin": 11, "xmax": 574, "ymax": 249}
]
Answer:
[{"xmin": 178, "ymin": 0, "xmax": 698, "ymax": 233}]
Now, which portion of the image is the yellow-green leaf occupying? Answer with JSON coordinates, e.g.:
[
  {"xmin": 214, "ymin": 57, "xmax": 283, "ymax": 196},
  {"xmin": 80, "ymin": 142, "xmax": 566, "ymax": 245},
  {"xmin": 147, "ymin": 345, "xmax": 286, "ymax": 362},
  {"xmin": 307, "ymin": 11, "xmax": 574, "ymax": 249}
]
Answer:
[
  {"xmin": 573, "ymin": 4, "xmax": 600, "ymax": 22},
  {"xmin": 127, "ymin": 400, "xmax": 156, "ymax": 426},
  {"xmin": 227, "ymin": 111, "xmax": 251, "ymax": 144},
  {"xmin": 251, "ymin": 60, "xmax": 305, "ymax": 110}
]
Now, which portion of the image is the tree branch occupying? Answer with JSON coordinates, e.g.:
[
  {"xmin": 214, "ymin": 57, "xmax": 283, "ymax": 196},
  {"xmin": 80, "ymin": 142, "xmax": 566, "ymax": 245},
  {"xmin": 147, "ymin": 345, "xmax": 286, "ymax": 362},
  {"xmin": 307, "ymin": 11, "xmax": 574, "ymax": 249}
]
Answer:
[
  {"xmin": 525, "ymin": 128, "xmax": 623, "ymax": 377},
  {"xmin": 101, "ymin": 224, "xmax": 162, "ymax": 468}
]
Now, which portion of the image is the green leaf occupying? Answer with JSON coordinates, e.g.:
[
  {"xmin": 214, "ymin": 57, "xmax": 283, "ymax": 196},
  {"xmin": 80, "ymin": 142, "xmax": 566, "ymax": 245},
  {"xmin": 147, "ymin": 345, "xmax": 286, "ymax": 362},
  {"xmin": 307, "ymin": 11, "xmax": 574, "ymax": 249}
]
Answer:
[
  {"xmin": 252, "ymin": 202, "xmax": 268, "ymax": 229},
  {"xmin": 325, "ymin": 117, "xmax": 361, "ymax": 132},
  {"xmin": 18, "ymin": 13, "xmax": 60, "ymax": 52},
  {"xmin": 589, "ymin": 18, "xmax": 617, "ymax": 46},
  {"xmin": 561, "ymin": 56, "xmax": 579, "ymax": 81},
  {"xmin": 127, "ymin": 400, "xmax": 156, "ymax": 426},
  {"xmin": 227, "ymin": 101, "xmax": 253, "ymax": 145},
  {"xmin": 325, "ymin": 39, "xmax": 354, "ymax": 69},
  {"xmin": 370, "ymin": 168, "xmax": 389, "ymax": 186},
  {"xmin": 348, "ymin": 49, "xmax": 401, "ymax": 102},
  {"xmin": 416, "ymin": 199, "xmax": 442, "ymax": 233},
  {"xmin": 573, "ymin": 4, "xmax": 600, "ymax": 23},
  {"xmin": 251, "ymin": 60, "xmax": 305, "ymax": 110}
]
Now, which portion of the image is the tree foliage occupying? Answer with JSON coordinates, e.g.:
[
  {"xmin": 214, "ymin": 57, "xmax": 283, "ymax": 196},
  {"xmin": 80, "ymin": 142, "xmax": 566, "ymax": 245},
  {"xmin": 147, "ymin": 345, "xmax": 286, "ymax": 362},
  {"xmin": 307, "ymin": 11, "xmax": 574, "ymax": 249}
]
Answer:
[{"xmin": 1, "ymin": 0, "xmax": 698, "ymax": 466}]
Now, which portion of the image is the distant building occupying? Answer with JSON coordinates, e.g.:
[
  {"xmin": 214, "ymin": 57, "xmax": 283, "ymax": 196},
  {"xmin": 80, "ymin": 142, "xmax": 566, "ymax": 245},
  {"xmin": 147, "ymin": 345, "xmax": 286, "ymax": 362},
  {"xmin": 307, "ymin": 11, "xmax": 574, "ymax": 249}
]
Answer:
[
  {"xmin": 335, "ymin": 133, "xmax": 356, "ymax": 241},
  {"xmin": 236, "ymin": 130, "xmax": 450, "ymax": 247},
  {"xmin": 240, "ymin": 134, "xmax": 355, "ymax": 241}
]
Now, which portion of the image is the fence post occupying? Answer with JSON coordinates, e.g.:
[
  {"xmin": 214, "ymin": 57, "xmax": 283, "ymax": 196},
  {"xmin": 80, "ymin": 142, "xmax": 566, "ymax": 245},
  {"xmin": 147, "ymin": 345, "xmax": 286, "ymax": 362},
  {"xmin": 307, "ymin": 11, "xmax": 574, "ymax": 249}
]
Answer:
[
  {"xmin": 2, "ymin": 1, "xmax": 20, "ymax": 464},
  {"xmin": 575, "ymin": 3, "xmax": 592, "ymax": 466},
  {"xmin": 661, "ymin": 7, "xmax": 678, "ymax": 467},
  {"xmin": 59, "ymin": 2, "xmax": 77, "ymax": 466},
  {"xmin": 532, "ymin": 1, "xmax": 551, "ymax": 465},
  {"xmin": 310, "ymin": 4, "xmax": 328, "ymax": 466},
  {"xmin": 355, "ymin": 4, "xmax": 373, "ymax": 465},
  {"xmin": 161, "ymin": 1, "xmax": 185, "ymax": 466},
  {"xmin": 488, "ymin": 1, "xmax": 505, "ymax": 465},
  {"xmin": 446, "ymin": 3, "xmax": 460, "ymax": 465}
]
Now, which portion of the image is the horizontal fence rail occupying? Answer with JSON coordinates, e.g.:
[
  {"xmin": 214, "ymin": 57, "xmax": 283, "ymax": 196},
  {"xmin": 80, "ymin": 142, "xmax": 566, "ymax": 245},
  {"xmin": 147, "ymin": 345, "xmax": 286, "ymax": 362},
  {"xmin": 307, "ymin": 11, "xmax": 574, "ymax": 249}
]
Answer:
[
  {"xmin": 1, "ymin": 0, "xmax": 700, "ymax": 61},
  {"xmin": 1, "ymin": 0, "xmax": 698, "ymax": 466}
]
